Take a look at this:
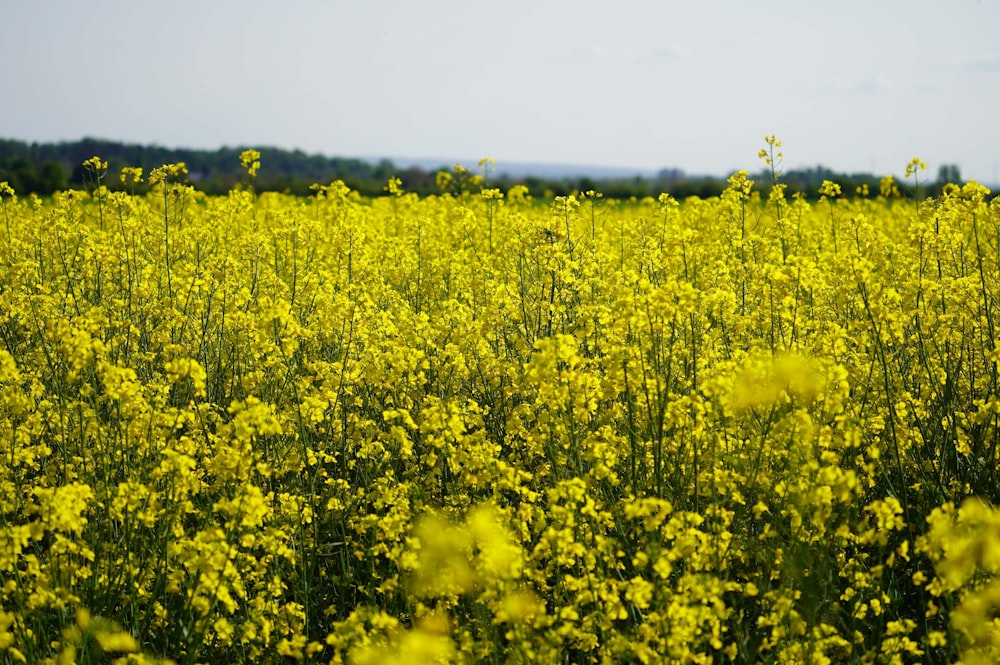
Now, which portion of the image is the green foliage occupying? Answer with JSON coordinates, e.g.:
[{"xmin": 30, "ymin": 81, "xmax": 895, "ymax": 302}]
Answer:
[{"xmin": 0, "ymin": 138, "xmax": 918, "ymax": 201}]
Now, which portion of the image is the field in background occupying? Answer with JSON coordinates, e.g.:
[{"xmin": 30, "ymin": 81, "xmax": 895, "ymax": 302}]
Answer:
[{"xmin": 1, "ymin": 147, "xmax": 1000, "ymax": 664}]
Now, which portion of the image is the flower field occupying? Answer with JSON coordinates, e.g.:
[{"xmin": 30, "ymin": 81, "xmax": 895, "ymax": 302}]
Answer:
[{"xmin": 2, "ymin": 145, "xmax": 1000, "ymax": 664}]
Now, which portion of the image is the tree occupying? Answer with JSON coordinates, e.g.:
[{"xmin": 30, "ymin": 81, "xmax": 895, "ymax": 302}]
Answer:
[
  {"xmin": 38, "ymin": 162, "xmax": 68, "ymax": 194},
  {"xmin": 937, "ymin": 164, "xmax": 961, "ymax": 185}
]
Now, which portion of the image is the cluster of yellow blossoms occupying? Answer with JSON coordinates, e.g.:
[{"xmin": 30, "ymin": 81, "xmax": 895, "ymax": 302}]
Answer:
[{"xmin": 1, "ymin": 146, "xmax": 999, "ymax": 663}]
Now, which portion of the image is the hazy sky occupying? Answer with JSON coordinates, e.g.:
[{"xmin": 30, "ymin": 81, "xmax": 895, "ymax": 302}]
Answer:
[{"xmin": 3, "ymin": 0, "xmax": 999, "ymax": 182}]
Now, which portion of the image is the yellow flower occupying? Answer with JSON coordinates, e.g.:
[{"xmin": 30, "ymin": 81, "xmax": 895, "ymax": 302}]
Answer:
[
  {"xmin": 239, "ymin": 149, "xmax": 261, "ymax": 177},
  {"xmin": 384, "ymin": 176, "xmax": 403, "ymax": 196},
  {"xmin": 818, "ymin": 179, "xmax": 842, "ymax": 198},
  {"xmin": 904, "ymin": 157, "xmax": 926, "ymax": 179},
  {"xmin": 31, "ymin": 483, "xmax": 95, "ymax": 533},
  {"xmin": 82, "ymin": 155, "xmax": 108, "ymax": 174},
  {"xmin": 120, "ymin": 166, "xmax": 144, "ymax": 186},
  {"xmin": 624, "ymin": 576, "xmax": 655, "ymax": 609},
  {"xmin": 147, "ymin": 161, "xmax": 188, "ymax": 186}
]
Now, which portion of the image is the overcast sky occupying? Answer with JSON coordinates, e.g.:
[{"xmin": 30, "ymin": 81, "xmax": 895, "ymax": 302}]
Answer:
[{"xmin": 2, "ymin": 0, "xmax": 998, "ymax": 182}]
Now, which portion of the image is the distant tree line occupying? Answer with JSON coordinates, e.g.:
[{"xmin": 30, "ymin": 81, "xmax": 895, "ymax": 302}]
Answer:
[
  {"xmin": 0, "ymin": 138, "xmax": 396, "ymax": 197},
  {"xmin": 0, "ymin": 138, "xmax": 967, "ymax": 200}
]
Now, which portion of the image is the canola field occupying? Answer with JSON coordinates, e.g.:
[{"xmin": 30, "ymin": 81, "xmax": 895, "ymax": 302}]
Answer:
[{"xmin": 2, "ymin": 146, "xmax": 1000, "ymax": 664}]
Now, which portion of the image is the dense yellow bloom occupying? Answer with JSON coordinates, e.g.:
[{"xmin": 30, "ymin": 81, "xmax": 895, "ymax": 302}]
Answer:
[
  {"xmin": 164, "ymin": 357, "xmax": 207, "ymax": 398},
  {"xmin": 31, "ymin": 483, "xmax": 94, "ymax": 534},
  {"xmin": 2, "ymin": 147, "xmax": 999, "ymax": 664},
  {"xmin": 727, "ymin": 351, "xmax": 828, "ymax": 410}
]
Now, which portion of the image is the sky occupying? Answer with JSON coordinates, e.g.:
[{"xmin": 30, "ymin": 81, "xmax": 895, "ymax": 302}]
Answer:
[{"xmin": 2, "ymin": 0, "xmax": 999, "ymax": 183}]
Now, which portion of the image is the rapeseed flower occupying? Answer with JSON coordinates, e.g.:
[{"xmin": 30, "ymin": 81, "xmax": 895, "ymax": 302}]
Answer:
[{"xmin": 1, "ymin": 146, "xmax": 998, "ymax": 664}]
